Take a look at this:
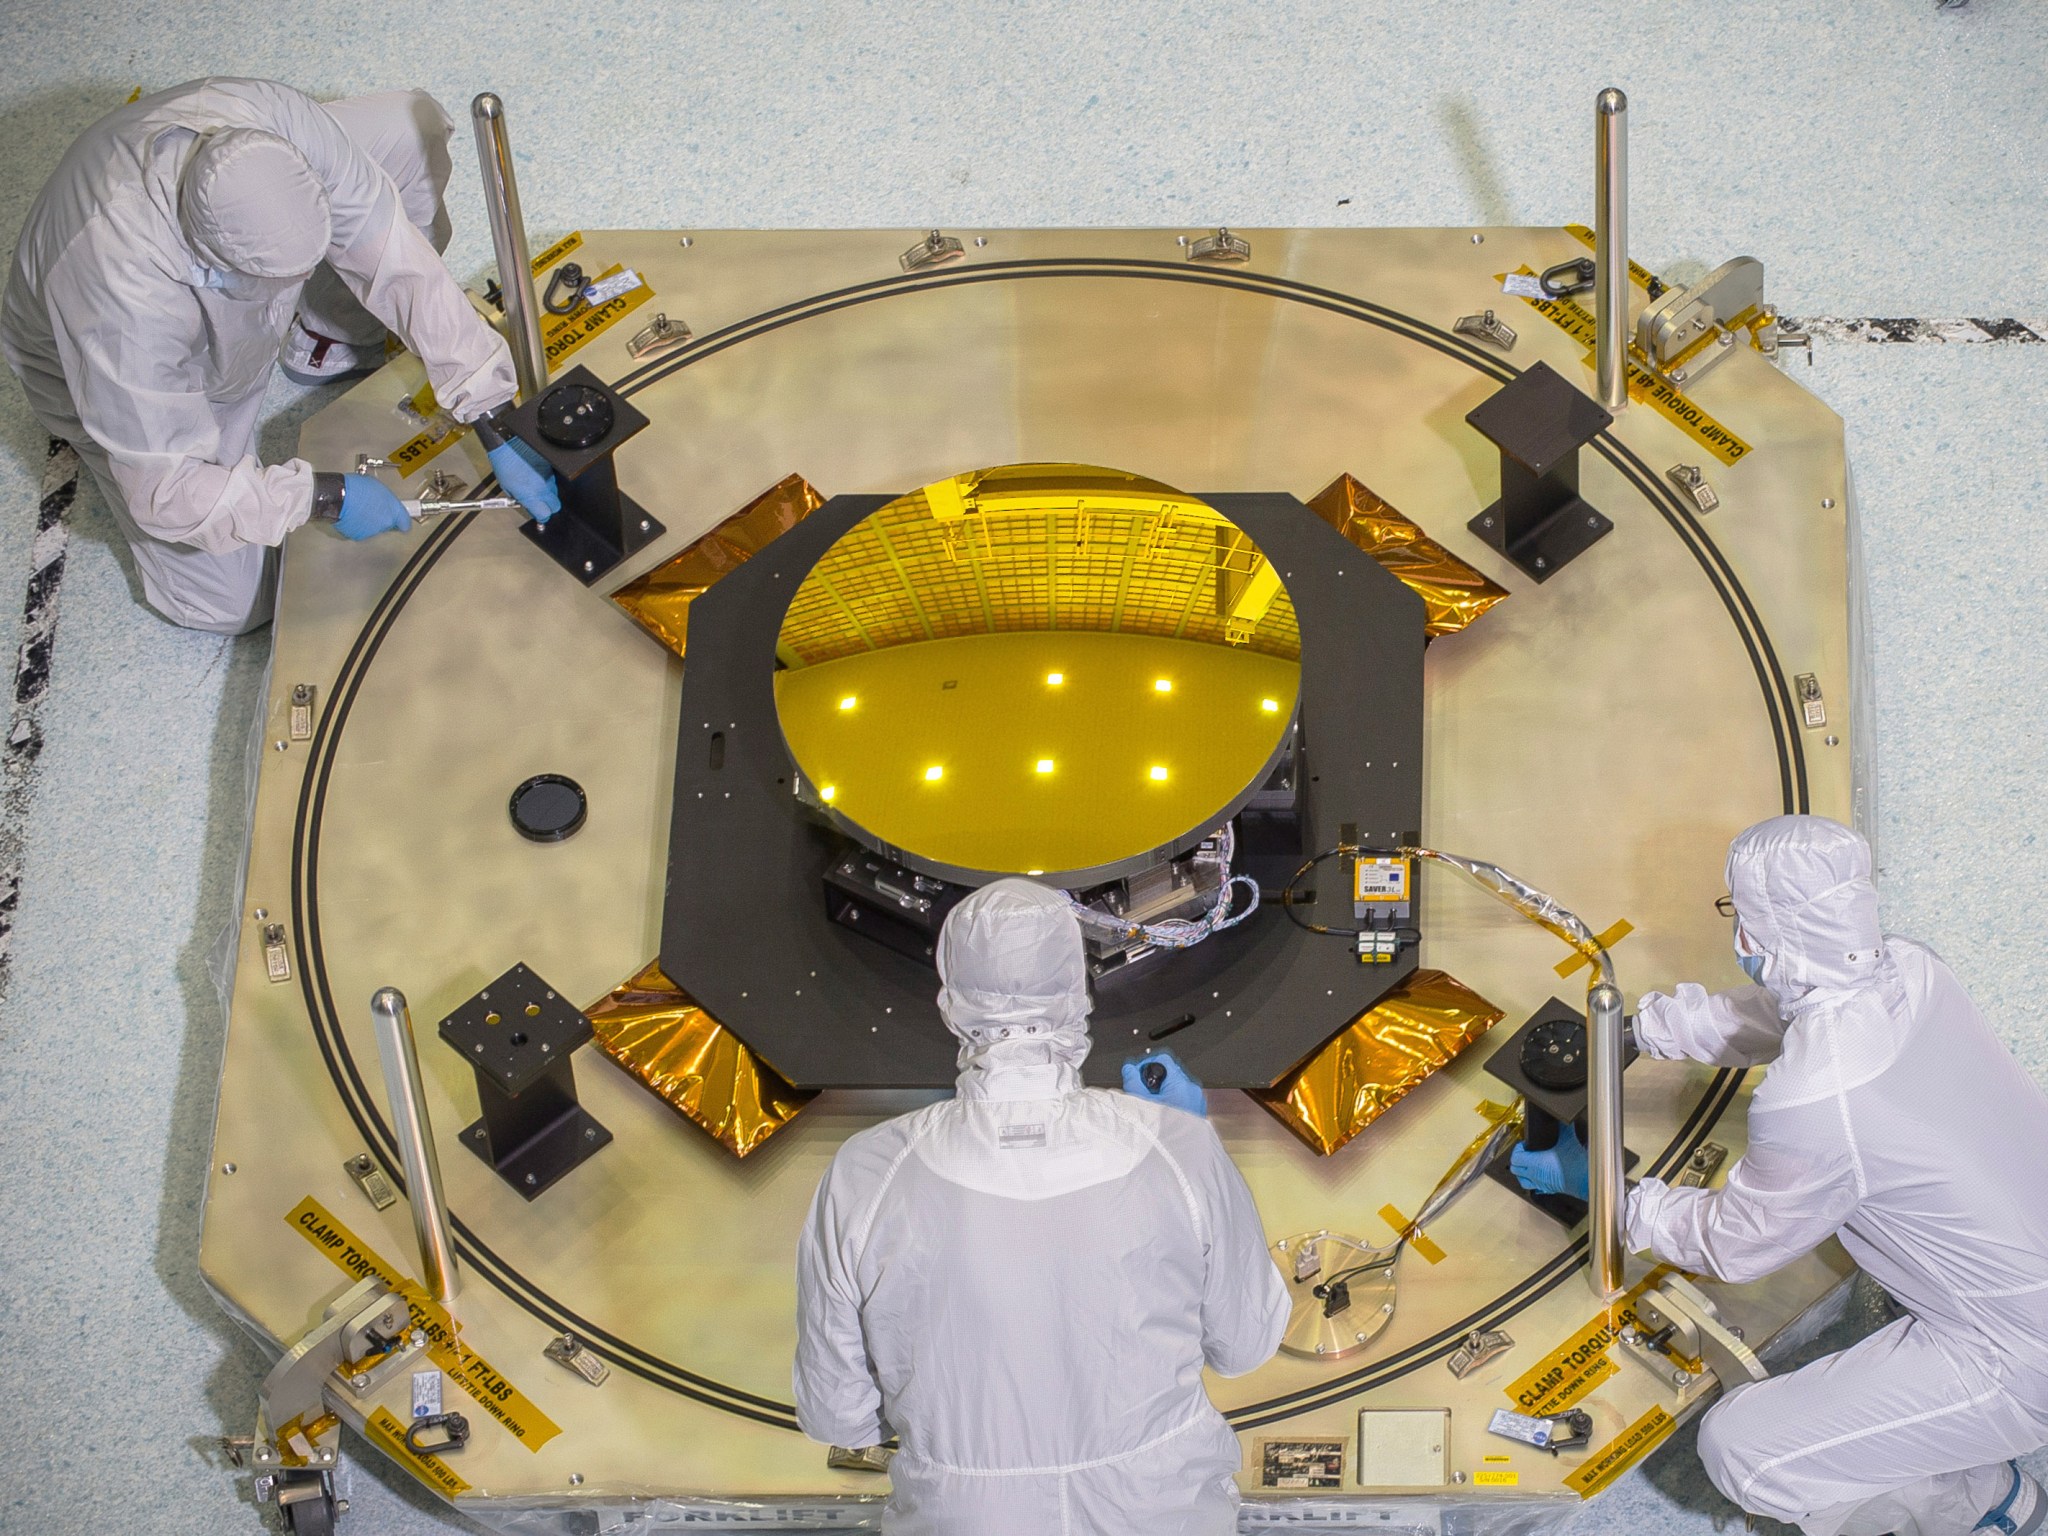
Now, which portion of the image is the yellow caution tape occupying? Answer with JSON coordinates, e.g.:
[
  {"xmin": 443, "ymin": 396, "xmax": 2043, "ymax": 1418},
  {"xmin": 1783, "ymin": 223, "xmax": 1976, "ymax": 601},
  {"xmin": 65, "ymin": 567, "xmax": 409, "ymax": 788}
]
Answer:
[
  {"xmin": 1502, "ymin": 269, "xmax": 1754, "ymax": 465},
  {"xmin": 286, "ymin": 1196, "xmax": 562, "ymax": 1450},
  {"xmin": 539, "ymin": 260, "xmax": 654, "ymax": 370},
  {"xmin": 1505, "ymin": 1268, "xmax": 1669, "ymax": 1418},
  {"xmin": 363, "ymin": 1405, "xmax": 471, "ymax": 1496},
  {"xmin": 1555, "ymin": 919, "xmax": 1635, "ymax": 979},
  {"xmin": 1567, "ymin": 1405, "xmax": 1679, "ymax": 1498}
]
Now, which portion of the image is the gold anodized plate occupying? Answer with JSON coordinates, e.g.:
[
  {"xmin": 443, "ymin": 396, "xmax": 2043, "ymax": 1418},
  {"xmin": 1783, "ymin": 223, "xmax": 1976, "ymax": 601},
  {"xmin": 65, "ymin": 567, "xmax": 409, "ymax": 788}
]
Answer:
[{"xmin": 203, "ymin": 227, "xmax": 1859, "ymax": 1515}]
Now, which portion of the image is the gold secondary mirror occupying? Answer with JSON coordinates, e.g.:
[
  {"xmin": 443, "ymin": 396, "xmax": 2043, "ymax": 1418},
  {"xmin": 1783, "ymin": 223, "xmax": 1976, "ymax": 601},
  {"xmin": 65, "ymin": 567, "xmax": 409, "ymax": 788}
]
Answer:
[{"xmin": 773, "ymin": 463, "xmax": 1302, "ymax": 881}]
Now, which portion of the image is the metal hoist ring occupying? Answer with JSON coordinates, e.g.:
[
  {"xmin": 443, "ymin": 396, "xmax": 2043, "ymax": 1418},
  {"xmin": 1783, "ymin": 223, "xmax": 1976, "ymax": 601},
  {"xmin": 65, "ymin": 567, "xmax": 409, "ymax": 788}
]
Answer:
[{"xmin": 542, "ymin": 261, "xmax": 588, "ymax": 316}]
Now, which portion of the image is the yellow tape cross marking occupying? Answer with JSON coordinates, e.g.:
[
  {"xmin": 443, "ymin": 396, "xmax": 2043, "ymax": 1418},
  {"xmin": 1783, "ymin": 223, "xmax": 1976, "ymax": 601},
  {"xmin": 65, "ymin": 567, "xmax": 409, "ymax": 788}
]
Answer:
[
  {"xmin": 1502, "ymin": 268, "xmax": 1755, "ymax": 466},
  {"xmin": 1377, "ymin": 1203, "xmax": 1447, "ymax": 1265},
  {"xmin": 1474, "ymin": 1470, "xmax": 1520, "ymax": 1487},
  {"xmin": 1505, "ymin": 1268, "xmax": 1669, "ymax": 1418},
  {"xmin": 364, "ymin": 1405, "xmax": 470, "ymax": 1496},
  {"xmin": 286, "ymin": 1196, "xmax": 562, "ymax": 1450},
  {"xmin": 539, "ymin": 261, "xmax": 655, "ymax": 369},
  {"xmin": 1555, "ymin": 919, "xmax": 1636, "ymax": 979},
  {"xmin": 1567, "ymin": 1405, "xmax": 1679, "ymax": 1498}
]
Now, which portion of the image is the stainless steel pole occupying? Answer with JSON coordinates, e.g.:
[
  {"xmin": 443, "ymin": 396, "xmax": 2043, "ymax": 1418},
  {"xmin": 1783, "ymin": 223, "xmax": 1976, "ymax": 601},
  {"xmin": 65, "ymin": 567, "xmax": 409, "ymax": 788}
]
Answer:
[
  {"xmin": 1586, "ymin": 977, "xmax": 1627, "ymax": 1299},
  {"xmin": 1594, "ymin": 87, "xmax": 1629, "ymax": 413},
  {"xmin": 369, "ymin": 987, "xmax": 461, "ymax": 1303},
  {"xmin": 471, "ymin": 92, "xmax": 546, "ymax": 401}
]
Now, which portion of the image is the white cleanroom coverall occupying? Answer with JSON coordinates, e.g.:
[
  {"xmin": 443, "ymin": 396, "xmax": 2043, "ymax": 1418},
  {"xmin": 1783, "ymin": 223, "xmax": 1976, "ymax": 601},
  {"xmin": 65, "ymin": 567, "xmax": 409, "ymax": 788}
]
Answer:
[
  {"xmin": 794, "ymin": 879, "xmax": 1290, "ymax": 1535},
  {"xmin": 0, "ymin": 78, "xmax": 513, "ymax": 633},
  {"xmin": 1625, "ymin": 816, "xmax": 2048, "ymax": 1536}
]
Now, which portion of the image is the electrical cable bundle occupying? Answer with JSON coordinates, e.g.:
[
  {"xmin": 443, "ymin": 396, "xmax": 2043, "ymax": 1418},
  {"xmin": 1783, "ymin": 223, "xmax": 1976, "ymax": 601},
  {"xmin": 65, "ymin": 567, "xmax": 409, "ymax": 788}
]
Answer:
[{"xmin": 1066, "ymin": 823, "xmax": 1262, "ymax": 952}]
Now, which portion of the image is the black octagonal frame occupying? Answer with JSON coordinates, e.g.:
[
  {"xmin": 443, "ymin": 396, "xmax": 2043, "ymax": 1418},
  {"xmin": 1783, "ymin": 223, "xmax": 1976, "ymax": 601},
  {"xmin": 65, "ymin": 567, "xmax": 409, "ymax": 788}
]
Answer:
[{"xmin": 660, "ymin": 491, "xmax": 1427, "ymax": 1090}]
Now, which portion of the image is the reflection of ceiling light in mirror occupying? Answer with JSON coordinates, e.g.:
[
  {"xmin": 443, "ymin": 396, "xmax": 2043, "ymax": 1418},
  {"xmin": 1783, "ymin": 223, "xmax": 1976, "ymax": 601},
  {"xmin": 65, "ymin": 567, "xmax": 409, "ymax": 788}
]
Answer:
[
  {"xmin": 820, "ymin": 785, "xmax": 837, "ymax": 801},
  {"xmin": 1035, "ymin": 759, "xmax": 1055, "ymax": 774},
  {"xmin": 838, "ymin": 695, "xmax": 857, "ymax": 710},
  {"xmin": 1154, "ymin": 678, "xmax": 1172, "ymax": 693},
  {"xmin": 1261, "ymin": 697, "xmax": 1280, "ymax": 713},
  {"xmin": 924, "ymin": 765, "xmax": 944, "ymax": 781},
  {"xmin": 1045, "ymin": 672, "xmax": 1064, "ymax": 686},
  {"xmin": 1149, "ymin": 765, "xmax": 1169, "ymax": 781}
]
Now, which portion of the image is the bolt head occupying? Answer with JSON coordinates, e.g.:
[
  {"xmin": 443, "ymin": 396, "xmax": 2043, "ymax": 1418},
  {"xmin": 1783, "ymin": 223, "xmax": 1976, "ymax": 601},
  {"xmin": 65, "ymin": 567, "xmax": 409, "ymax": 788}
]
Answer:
[
  {"xmin": 525, "ymin": 1173, "xmax": 538, "ymax": 1186},
  {"xmin": 582, "ymin": 560, "xmax": 596, "ymax": 573},
  {"xmin": 351, "ymin": 1373, "xmax": 369, "ymax": 1390}
]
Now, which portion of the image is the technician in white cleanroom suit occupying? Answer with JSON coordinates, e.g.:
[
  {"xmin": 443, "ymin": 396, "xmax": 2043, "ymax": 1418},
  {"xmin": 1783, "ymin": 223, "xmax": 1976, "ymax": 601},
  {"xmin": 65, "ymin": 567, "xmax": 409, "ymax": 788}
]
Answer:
[
  {"xmin": 1, "ymin": 78, "xmax": 559, "ymax": 634},
  {"xmin": 793, "ymin": 879, "xmax": 1290, "ymax": 1535},
  {"xmin": 1516, "ymin": 815, "xmax": 2048, "ymax": 1536}
]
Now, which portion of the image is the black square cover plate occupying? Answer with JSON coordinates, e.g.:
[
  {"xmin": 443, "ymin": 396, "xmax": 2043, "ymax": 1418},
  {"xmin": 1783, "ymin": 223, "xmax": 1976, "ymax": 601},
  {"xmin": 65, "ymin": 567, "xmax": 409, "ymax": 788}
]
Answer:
[
  {"xmin": 438, "ymin": 963, "xmax": 591, "ymax": 1096},
  {"xmin": 1464, "ymin": 361, "xmax": 1613, "ymax": 477}
]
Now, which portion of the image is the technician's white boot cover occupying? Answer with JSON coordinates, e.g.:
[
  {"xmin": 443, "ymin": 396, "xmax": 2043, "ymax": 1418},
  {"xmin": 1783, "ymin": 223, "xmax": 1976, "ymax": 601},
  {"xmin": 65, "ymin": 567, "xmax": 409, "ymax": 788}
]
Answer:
[
  {"xmin": 1622, "ymin": 816, "xmax": 2048, "ymax": 1535},
  {"xmin": 794, "ymin": 879, "xmax": 1289, "ymax": 1535}
]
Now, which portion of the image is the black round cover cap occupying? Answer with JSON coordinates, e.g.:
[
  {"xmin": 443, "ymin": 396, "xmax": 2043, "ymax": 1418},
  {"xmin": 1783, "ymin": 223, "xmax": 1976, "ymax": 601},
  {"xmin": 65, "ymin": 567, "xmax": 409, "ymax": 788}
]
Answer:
[
  {"xmin": 510, "ymin": 774, "xmax": 587, "ymax": 842},
  {"xmin": 1520, "ymin": 1015, "xmax": 1588, "ymax": 1092},
  {"xmin": 535, "ymin": 383, "xmax": 615, "ymax": 449}
]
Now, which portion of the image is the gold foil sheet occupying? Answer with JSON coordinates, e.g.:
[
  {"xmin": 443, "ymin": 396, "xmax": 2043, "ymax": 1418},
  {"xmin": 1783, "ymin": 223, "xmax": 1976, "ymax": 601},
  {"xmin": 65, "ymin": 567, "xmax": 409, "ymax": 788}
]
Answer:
[
  {"xmin": 611, "ymin": 474, "xmax": 826, "ymax": 659},
  {"xmin": 585, "ymin": 961, "xmax": 815, "ymax": 1158},
  {"xmin": 1250, "ymin": 968, "xmax": 1505, "ymax": 1156},
  {"xmin": 1306, "ymin": 474, "xmax": 1509, "ymax": 639}
]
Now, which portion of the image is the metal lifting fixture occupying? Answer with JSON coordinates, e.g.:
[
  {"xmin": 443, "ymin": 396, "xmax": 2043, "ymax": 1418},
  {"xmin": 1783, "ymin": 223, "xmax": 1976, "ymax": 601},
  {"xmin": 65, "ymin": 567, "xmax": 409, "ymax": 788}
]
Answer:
[
  {"xmin": 1594, "ymin": 87, "xmax": 1629, "ymax": 413},
  {"xmin": 472, "ymin": 93, "xmax": 548, "ymax": 401}
]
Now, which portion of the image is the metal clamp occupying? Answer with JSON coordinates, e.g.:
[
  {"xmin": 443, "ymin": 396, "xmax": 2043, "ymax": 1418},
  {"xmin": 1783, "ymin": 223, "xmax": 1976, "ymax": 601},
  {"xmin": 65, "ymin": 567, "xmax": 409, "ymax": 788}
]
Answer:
[
  {"xmin": 1446, "ymin": 1327, "xmax": 1514, "ymax": 1379},
  {"xmin": 627, "ymin": 312, "xmax": 693, "ymax": 359},
  {"xmin": 1621, "ymin": 1274, "xmax": 1767, "ymax": 1394},
  {"xmin": 899, "ymin": 230, "xmax": 964, "ymax": 272},
  {"xmin": 1453, "ymin": 310, "xmax": 1518, "ymax": 351},
  {"xmin": 544, "ymin": 1332, "xmax": 610, "ymax": 1386},
  {"xmin": 1186, "ymin": 227, "xmax": 1251, "ymax": 264},
  {"xmin": 1667, "ymin": 464, "xmax": 1719, "ymax": 515}
]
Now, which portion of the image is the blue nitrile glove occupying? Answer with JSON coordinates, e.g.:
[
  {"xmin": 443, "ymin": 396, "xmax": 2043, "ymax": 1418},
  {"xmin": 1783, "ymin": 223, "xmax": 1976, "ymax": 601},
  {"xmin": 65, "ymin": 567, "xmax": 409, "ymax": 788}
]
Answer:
[
  {"xmin": 335, "ymin": 473, "xmax": 412, "ymax": 540},
  {"xmin": 1121, "ymin": 1050, "xmax": 1207, "ymax": 1118},
  {"xmin": 1510, "ymin": 1125, "xmax": 1591, "ymax": 1200},
  {"xmin": 486, "ymin": 438, "xmax": 562, "ymax": 523}
]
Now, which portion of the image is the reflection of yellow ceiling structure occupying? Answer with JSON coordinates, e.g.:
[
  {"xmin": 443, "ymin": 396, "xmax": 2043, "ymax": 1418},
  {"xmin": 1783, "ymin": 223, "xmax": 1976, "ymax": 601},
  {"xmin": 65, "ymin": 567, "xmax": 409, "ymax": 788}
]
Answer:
[{"xmin": 777, "ymin": 464, "xmax": 1300, "ymax": 669}]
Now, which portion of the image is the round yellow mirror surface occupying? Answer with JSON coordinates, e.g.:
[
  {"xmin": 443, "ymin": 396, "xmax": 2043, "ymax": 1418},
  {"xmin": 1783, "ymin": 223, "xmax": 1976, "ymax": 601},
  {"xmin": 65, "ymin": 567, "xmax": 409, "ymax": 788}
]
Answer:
[{"xmin": 774, "ymin": 464, "xmax": 1301, "ymax": 880}]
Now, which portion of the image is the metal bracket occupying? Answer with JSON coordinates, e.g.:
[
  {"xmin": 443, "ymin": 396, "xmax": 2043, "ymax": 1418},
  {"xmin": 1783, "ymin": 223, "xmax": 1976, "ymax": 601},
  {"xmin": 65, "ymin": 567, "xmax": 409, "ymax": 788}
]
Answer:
[
  {"xmin": 828, "ymin": 1445, "xmax": 895, "ymax": 1473},
  {"xmin": 544, "ymin": 1332, "xmax": 610, "ymax": 1386},
  {"xmin": 1795, "ymin": 674, "xmax": 1827, "ymax": 728},
  {"xmin": 899, "ymin": 230, "xmax": 964, "ymax": 272},
  {"xmin": 1674, "ymin": 1141, "xmax": 1728, "ymax": 1187},
  {"xmin": 263, "ymin": 922, "xmax": 291, "ymax": 984},
  {"xmin": 250, "ymin": 1276, "xmax": 424, "ymax": 1477},
  {"xmin": 627, "ymin": 312, "xmax": 693, "ymax": 359},
  {"xmin": 1453, "ymin": 310, "xmax": 1518, "ymax": 351},
  {"xmin": 1622, "ymin": 1274, "xmax": 1767, "ymax": 1395},
  {"xmin": 420, "ymin": 467, "xmax": 468, "ymax": 503},
  {"xmin": 344, "ymin": 1151, "xmax": 398, "ymax": 1210},
  {"xmin": 1446, "ymin": 1327, "xmax": 1514, "ymax": 1379},
  {"xmin": 1667, "ymin": 464, "xmax": 1720, "ymax": 515},
  {"xmin": 1633, "ymin": 256, "xmax": 1766, "ymax": 388},
  {"xmin": 1186, "ymin": 227, "xmax": 1251, "ymax": 264},
  {"xmin": 289, "ymin": 683, "xmax": 316, "ymax": 742}
]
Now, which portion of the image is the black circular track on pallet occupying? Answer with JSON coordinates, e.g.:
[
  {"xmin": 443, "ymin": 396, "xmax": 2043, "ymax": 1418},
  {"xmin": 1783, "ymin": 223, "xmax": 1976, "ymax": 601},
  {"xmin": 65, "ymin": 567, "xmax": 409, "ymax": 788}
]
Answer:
[{"xmin": 290, "ymin": 256, "xmax": 1803, "ymax": 1429}]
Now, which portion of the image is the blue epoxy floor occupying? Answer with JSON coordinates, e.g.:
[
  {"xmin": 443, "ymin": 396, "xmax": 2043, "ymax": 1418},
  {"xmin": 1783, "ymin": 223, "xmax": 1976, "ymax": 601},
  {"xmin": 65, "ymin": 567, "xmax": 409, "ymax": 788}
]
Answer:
[{"xmin": 2, "ymin": 4, "xmax": 2045, "ymax": 1533}]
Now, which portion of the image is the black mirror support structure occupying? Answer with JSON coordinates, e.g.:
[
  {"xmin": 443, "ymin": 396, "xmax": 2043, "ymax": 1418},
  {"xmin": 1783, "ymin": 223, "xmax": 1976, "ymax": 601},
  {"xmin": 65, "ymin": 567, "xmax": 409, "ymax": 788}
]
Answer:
[
  {"xmin": 494, "ymin": 363, "xmax": 666, "ymax": 585},
  {"xmin": 1464, "ymin": 360, "xmax": 1614, "ymax": 584}
]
